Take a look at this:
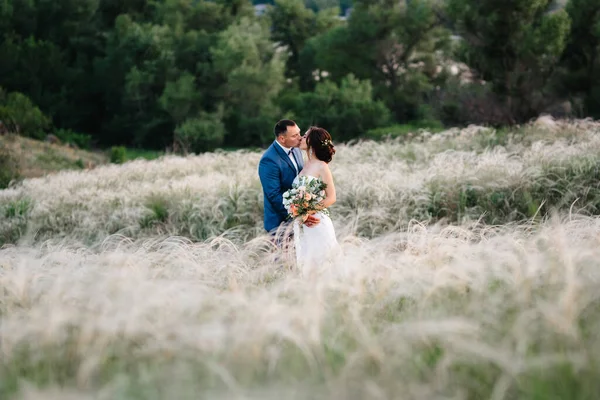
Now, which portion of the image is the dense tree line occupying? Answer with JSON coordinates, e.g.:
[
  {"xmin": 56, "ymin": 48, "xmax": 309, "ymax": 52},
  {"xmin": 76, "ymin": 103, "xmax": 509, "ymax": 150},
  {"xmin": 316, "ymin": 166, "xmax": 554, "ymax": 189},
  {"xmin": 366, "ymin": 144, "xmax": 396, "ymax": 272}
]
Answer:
[{"xmin": 0, "ymin": 0, "xmax": 598, "ymax": 153}]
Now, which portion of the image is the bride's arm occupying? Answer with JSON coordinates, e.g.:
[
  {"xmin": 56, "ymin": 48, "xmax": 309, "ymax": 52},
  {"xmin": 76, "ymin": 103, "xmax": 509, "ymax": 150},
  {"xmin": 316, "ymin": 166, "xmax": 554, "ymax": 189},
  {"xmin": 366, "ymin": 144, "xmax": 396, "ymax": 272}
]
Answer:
[{"xmin": 320, "ymin": 164, "xmax": 336, "ymax": 208}]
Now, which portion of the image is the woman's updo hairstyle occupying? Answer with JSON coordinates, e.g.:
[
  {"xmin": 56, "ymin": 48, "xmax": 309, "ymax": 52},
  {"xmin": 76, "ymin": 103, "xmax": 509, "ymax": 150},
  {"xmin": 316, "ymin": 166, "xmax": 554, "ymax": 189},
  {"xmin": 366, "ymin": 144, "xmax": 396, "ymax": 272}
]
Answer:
[{"xmin": 305, "ymin": 126, "xmax": 336, "ymax": 163}]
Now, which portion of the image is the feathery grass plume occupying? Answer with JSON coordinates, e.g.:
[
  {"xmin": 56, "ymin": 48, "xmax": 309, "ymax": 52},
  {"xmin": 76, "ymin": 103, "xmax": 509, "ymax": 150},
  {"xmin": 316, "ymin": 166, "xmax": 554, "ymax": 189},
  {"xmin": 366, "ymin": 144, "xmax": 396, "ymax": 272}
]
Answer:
[
  {"xmin": 2, "ymin": 119, "xmax": 600, "ymax": 397},
  {"xmin": 1, "ymin": 215, "xmax": 600, "ymax": 398},
  {"xmin": 2, "ymin": 119, "xmax": 600, "ymax": 246}
]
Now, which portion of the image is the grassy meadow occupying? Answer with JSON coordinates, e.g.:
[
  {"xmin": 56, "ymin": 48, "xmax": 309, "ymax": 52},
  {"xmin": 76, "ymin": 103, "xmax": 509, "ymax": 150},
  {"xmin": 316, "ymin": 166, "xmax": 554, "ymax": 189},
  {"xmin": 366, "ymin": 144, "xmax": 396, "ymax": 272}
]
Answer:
[
  {"xmin": 0, "ymin": 134, "xmax": 108, "ymax": 183},
  {"xmin": 1, "ymin": 119, "xmax": 600, "ymax": 399}
]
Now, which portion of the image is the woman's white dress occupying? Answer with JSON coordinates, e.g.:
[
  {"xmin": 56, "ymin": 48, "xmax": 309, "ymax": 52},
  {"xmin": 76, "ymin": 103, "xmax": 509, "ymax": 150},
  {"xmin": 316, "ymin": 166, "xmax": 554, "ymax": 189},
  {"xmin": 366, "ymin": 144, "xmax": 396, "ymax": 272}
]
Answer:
[{"xmin": 291, "ymin": 175, "xmax": 340, "ymax": 273}]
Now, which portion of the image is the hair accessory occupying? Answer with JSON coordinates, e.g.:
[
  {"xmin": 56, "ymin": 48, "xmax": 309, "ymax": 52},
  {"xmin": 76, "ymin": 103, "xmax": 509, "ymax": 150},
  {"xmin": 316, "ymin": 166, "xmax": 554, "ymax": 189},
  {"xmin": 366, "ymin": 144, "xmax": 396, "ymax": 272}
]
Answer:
[{"xmin": 321, "ymin": 139, "xmax": 332, "ymax": 147}]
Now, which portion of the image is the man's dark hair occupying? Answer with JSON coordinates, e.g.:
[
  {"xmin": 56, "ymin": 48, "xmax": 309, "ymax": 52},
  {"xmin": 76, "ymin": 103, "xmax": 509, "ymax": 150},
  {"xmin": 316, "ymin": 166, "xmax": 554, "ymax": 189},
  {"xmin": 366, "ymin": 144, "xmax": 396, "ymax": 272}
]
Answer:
[{"xmin": 274, "ymin": 119, "xmax": 296, "ymax": 137}]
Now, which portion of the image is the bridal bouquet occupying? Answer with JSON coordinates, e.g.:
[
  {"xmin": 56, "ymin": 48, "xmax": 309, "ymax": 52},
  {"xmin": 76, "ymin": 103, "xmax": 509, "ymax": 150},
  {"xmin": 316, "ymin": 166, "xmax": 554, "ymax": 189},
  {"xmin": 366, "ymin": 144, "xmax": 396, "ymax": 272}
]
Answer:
[{"xmin": 283, "ymin": 175, "xmax": 329, "ymax": 224}]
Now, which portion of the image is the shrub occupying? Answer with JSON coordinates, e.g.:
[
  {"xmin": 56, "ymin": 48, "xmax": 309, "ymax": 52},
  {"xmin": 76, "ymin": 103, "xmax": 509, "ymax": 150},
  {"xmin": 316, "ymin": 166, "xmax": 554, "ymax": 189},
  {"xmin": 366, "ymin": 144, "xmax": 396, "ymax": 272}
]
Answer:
[
  {"xmin": 174, "ymin": 114, "xmax": 225, "ymax": 154},
  {"xmin": 109, "ymin": 146, "xmax": 127, "ymax": 164},
  {"xmin": 140, "ymin": 194, "xmax": 170, "ymax": 229},
  {"xmin": 54, "ymin": 128, "xmax": 92, "ymax": 149},
  {"xmin": 0, "ymin": 88, "xmax": 51, "ymax": 139},
  {"xmin": 285, "ymin": 74, "xmax": 392, "ymax": 142},
  {"xmin": 0, "ymin": 145, "xmax": 20, "ymax": 189},
  {"xmin": 431, "ymin": 80, "xmax": 515, "ymax": 127},
  {"xmin": 0, "ymin": 197, "xmax": 31, "ymax": 245},
  {"xmin": 447, "ymin": 0, "xmax": 571, "ymax": 123}
]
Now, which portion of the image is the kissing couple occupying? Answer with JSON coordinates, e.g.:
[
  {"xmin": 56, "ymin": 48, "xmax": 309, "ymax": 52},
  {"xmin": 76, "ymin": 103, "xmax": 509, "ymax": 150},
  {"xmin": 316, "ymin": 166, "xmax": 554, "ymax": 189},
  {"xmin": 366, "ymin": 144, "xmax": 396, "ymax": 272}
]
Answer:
[{"xmin": 258, "ymin": 119, "xmax": 340, "ymax": 270}]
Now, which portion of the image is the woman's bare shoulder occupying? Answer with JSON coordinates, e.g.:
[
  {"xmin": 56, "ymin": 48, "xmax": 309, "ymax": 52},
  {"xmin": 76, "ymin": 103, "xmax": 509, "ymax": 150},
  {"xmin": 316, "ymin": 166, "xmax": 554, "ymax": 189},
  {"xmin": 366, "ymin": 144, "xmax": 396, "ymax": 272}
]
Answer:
[
  {"xmin": 317, "ymin": 160, "xmax": 329, "ymax": 169},
  {"xmin": 317, "ymin": 161, "xmax": 332, "ymax": 178}
]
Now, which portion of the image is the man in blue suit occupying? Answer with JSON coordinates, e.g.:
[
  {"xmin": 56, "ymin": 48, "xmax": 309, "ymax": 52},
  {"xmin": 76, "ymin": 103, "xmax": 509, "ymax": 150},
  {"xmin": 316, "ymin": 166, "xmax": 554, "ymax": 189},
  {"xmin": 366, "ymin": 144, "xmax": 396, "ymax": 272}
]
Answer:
[{"xmin": 258, "ymin": 119, "xmax": 320, "ymax": 236}]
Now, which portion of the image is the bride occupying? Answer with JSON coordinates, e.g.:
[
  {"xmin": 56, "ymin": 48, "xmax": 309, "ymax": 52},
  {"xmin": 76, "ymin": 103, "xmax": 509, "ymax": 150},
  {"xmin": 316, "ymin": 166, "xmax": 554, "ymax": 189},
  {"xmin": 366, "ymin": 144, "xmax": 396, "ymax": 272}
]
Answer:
[{"xmin": 292, "ymin": 126, "xmax": 340, "ymax": 272}]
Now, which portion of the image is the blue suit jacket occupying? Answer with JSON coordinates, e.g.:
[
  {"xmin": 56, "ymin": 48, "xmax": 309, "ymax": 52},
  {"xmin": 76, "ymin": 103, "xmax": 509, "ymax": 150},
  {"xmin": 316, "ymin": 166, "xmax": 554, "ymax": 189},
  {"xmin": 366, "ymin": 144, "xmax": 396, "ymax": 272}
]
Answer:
[{"xmin": 258, "ymin": 141, "xmax": 304, "ymax": 232}]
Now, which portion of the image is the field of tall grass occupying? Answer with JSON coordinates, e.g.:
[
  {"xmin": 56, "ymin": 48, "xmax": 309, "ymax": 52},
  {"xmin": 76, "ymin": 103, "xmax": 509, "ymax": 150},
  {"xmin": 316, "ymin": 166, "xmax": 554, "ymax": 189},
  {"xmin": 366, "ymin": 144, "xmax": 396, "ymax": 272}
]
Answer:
[{"xmin": 1, "ymin": 119, "xmax": 600, "ymax": 399}]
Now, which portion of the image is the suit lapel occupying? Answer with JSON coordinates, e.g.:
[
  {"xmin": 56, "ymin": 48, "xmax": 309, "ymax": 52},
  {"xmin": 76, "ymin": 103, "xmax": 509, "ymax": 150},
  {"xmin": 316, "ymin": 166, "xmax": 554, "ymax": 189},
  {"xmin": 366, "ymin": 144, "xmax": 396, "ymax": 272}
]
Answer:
[{"xmin": 272, "ymin": 141, "xmax": 297, "ymax": 173}]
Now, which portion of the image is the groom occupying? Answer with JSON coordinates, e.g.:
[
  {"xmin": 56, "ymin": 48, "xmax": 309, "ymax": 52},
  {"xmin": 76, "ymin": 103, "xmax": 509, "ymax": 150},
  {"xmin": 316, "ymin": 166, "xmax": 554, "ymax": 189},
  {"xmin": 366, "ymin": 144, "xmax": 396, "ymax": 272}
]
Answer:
[{"xmin": 258, "ymin": 119, "xmax": 320, "ymax": 236}]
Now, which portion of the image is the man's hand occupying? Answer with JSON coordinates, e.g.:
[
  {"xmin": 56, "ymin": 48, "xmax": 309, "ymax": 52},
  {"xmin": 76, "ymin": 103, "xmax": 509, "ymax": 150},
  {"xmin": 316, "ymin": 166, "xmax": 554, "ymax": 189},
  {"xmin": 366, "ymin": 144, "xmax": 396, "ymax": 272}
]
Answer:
[{"xmin": 304, "ymin": 214, "xmax": 320, "ymax": 227}]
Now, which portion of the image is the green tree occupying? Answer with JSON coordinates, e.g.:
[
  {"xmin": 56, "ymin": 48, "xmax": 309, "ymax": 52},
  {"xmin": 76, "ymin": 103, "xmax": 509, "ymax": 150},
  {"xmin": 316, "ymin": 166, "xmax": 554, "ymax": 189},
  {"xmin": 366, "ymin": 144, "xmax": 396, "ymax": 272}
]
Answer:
[
  {"xmin": 447, "ymin": 0, "xmax": 571, "ymax": 123},
  {"xmin": 0, "ymin": 35, "xmax": 68, "ymax": 123},
  {"xmin": 0, "ymin": 87, "xmax": 51, "ymax": 139},
  {"xmin": 560, "ymin": 0, "xmax": 600, "ymax": 117},
  {"xmin": 0, "ymin": 0, "xmax": 103, "ymax": 131},
  {"xmin": 159, "ymin": 73, "xmax": 201, "ymax": 125},
  {"xmin": 312, "ymin": 0, "xmax": 450, "ymax": 122},
  {"xmin": 0, "ymin": 0, "xmax": 262, "ymax": 150},
  {"xmin": 0, "ymin": 0, "xmax": 352, "ymax": 151},
  {"xmin": 95, "ymin": 15, "xmax": 175, "ymax": 148},
  {"xmin": 211, "ymin": 17, "xmax": 287, "ymax": 146},
  {"xmin": 268, "ymin": 0, "xmax": 340, "ymax": 90},
  {"xmin": 173, "ymin": 108, "xmax": 226, "ymax": 154},
  {"xmin": 97, "ymin": 0, "xmax": 152, "ymax": 27},
  {"xmin": 282, "ymin": 74, "xmax": 391, "ymax": 141},
  {"xmin": 94, "ymin": 0, "xmax": 259, "ymax": 149}
]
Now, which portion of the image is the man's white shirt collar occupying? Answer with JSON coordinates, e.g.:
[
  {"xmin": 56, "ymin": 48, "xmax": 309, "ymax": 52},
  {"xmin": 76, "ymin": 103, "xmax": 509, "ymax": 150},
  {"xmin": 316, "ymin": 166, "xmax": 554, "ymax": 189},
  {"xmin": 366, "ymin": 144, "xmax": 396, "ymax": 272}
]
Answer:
[
  {"xmin": 275, "ymin": 140, "xmax": 292, "ymax": 153},
  {"xmin": 275, "ymin": 140, "xmax": 299, "ymax": 173}
]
